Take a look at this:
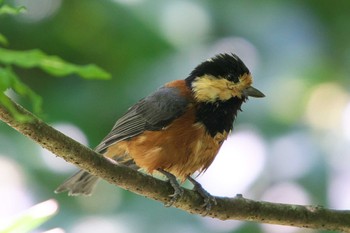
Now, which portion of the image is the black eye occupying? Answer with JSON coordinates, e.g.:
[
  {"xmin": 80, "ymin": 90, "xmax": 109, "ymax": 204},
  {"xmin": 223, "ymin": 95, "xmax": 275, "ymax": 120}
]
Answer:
[{"xmin": 228, "ymin": 74, "xmax": 239, "ymax": 83}]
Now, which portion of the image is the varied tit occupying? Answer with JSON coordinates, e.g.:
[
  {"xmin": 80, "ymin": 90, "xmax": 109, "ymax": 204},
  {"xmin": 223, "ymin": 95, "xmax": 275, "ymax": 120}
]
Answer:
[{"xmin": 55, "ymin": 53, "xmax": 265, "ymax": 210}]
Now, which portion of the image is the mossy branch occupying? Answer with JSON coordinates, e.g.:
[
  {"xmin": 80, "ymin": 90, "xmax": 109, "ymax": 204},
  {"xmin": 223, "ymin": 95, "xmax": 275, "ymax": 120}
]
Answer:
[{"xmin": 1, "ymin": 95, "xmax": 350, "ymax": 232}]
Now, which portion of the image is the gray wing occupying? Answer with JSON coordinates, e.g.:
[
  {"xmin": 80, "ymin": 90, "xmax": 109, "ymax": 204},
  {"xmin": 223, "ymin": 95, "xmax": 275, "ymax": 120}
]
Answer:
[{"xmin": 94, "ymin": 86, "xmax": 189, "ymax": 153}]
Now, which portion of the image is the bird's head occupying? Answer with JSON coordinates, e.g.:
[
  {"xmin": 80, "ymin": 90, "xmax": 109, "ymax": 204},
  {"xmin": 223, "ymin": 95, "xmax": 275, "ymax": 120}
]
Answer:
[{"xmin": 186, "ymin": 53, "xmax": 264, "ymax": 103}]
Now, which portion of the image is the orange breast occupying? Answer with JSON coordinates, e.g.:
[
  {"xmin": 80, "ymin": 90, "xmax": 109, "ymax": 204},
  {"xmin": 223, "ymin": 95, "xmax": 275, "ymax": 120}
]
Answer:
[
  {"xmin": 104, "ymin": 80, "xmax": 228, "ymax": 181},
  {"xmin": 105, "ymin": 106, "xmax": 227, "ymax": 181}
]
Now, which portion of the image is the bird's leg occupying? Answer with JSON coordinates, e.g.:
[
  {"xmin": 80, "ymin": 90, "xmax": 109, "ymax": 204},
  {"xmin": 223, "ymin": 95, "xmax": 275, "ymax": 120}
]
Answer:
[
  {"xmin": 187, "ymin": 176, "xmax": 217, "ymax": 213},
  {"xmin": 158, "ymin": 169, "xmax": 184, "ymax": 206}
]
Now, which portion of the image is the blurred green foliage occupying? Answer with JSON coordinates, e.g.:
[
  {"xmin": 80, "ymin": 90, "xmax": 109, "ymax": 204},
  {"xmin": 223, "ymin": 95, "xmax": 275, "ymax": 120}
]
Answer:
[
  {"xmin": 0, "ymin": 2, "xmax": 110, "ymax": 122},
  {"xmin": 0, "ymin": 0, "xmax": 350, "ymax": 233}
]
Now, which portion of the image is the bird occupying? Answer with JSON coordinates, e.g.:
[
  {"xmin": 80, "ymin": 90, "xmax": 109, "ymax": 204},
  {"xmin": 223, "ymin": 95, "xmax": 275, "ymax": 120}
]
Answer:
[{"xmin": 55, "ymin": 53, "xmax": 264, "ymax": 210}]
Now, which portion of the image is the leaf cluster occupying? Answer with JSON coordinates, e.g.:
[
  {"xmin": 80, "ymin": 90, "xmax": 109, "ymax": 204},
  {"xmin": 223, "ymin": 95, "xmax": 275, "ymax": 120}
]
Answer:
[{"xmin": 0, "ymin": 2, "xmax": 110, "ymax": 122}]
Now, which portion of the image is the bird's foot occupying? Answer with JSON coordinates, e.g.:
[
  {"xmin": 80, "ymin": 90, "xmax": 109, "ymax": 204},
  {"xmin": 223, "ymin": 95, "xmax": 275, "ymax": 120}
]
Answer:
[
  {"xmin": 187, "ymin": 176, "xmax": 216, "ymax": 215},
  {"xmin": 159, "ymin": 169, "xmax": 184, "ymax": 207}
]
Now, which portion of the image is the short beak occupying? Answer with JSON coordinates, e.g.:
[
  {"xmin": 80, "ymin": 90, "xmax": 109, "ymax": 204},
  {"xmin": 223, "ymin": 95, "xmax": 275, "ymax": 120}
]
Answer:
[{"xmin": 243, "ymin": 86, "xmax": 265, "ymax": 98}]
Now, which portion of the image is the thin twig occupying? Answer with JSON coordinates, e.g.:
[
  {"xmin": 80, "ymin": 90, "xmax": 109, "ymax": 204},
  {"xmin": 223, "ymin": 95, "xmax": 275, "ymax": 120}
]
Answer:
[{"xmin": 0, "ymin": 95, "xmax": 350, "ymax": 232}]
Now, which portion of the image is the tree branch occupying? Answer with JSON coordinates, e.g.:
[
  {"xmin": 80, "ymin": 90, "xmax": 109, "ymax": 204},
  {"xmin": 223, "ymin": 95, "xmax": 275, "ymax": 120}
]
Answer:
[{"xmin": 1, "ymin": 95, "xmax": 350, "ymax": 232}]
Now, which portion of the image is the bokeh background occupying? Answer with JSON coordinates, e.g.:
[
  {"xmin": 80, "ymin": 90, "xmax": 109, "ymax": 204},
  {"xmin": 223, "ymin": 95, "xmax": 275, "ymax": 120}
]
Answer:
[{"xmin": 1, "ymin": 0, "xmax": 350, "ymax": 232}]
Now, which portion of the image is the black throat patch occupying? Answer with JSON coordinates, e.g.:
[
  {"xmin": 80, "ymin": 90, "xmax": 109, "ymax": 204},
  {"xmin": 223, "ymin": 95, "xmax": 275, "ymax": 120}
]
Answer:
[{"xmin": 195, "ymin": 97, "xmax": 245, "ymax": 137}]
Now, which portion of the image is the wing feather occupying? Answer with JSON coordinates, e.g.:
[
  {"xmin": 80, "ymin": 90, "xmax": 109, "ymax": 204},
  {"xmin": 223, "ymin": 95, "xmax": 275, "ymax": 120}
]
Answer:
[{"xmin": 95, "ymin": 86, "xmax": 189, "ymax": 153}]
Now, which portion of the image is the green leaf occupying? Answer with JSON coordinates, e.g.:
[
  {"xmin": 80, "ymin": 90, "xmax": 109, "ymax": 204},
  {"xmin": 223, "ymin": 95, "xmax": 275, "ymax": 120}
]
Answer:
[
  {"xmin": 0, "ymin": 66, "xmax": 12, "ymax": 92},
  {"xmin": 0, "ymin": 66, "xmax": 42, "ymax": 121},
  {"xmin": 0, "ymin": 33, "xmax": 8, "ymax": 46},
  {"xmin": 0, "ymin": 93, "xmax": 33, "ymax": 122},
  {"xmin": 0, "ymin": 48, "xmax": 111, "ymax": 79},
  {"xmin": 0, "ymin": 4, "xmax": 26, "ymax": 15}
]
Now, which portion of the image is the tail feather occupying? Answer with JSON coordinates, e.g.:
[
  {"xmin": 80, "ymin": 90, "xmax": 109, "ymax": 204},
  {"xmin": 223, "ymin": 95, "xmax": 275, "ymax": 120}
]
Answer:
[
  {"xmin": 55, "ymin": 170, "xmax": 99, "ymax": 196},
  {"xmin": 55, "ymin": 157, "xmax": 137, "ymax": 196}
]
